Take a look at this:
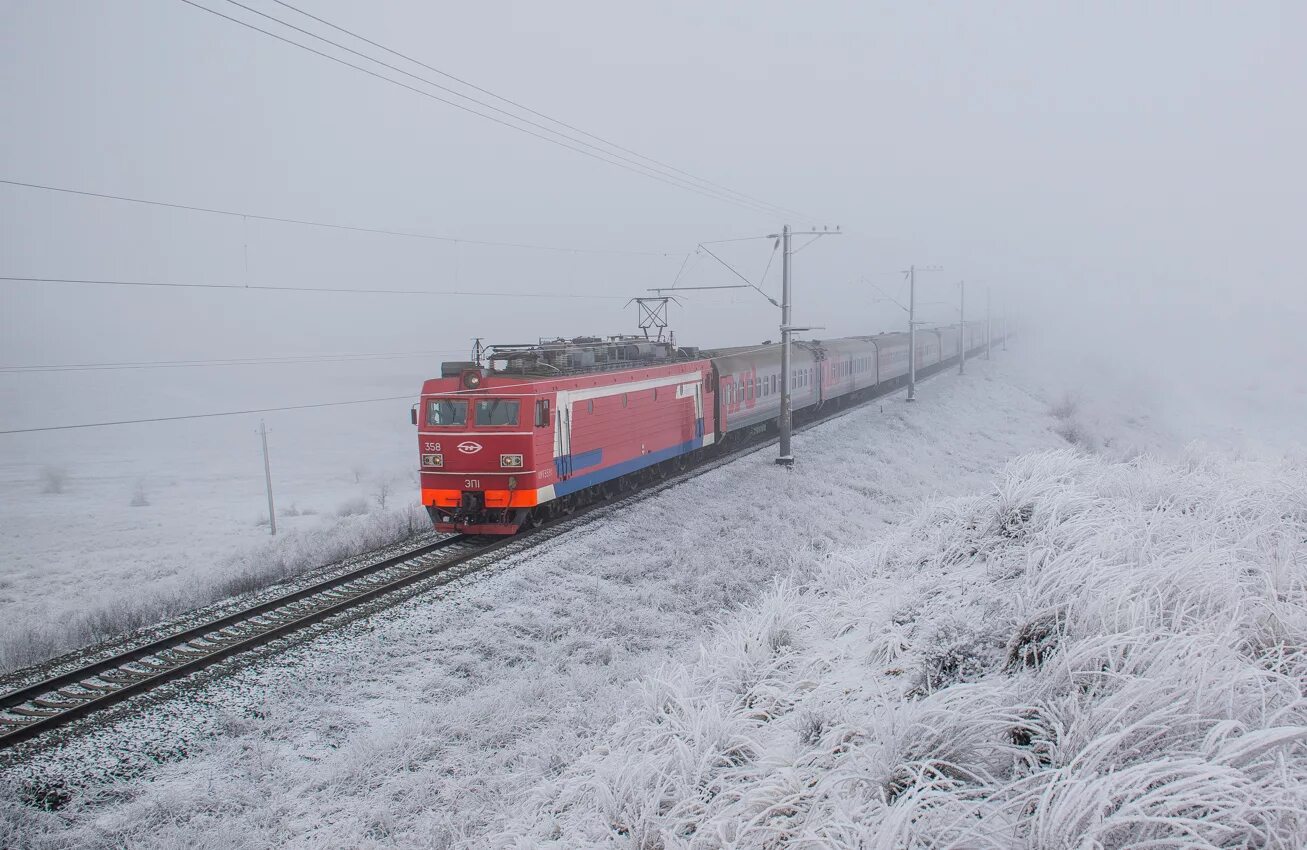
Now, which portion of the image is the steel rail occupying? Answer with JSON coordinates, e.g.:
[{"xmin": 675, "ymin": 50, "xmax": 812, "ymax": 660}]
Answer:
[{"xmin": 0, "ymin": 535, "xmax": 490, "ymax": 748}]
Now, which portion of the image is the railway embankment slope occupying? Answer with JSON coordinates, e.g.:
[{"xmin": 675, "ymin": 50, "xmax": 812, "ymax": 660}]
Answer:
[{"xmin": 506, "ymin": 446, "xmax": 1307, "ymax": 847}]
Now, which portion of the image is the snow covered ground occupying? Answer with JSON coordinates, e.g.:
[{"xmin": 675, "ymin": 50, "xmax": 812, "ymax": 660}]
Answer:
[
  {"xmin": 0, "ymin": 363, "xmax": 425, "ymax": 672},
  {"xmin": 506, "ymin": 448, "xmax": 1307, "ymax": 847},
  {"xmin": 3, "ymin": 356, "xmax": 1073, "ymax": 848}
]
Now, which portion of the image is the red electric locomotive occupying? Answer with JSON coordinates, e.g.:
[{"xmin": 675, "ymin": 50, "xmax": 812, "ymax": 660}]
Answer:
[{"xmin": 414, "ymin": 338, "xmax": 715, "ymax": 534}]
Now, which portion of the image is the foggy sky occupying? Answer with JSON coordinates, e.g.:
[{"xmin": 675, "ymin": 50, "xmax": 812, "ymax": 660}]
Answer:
[{"xmin": 2, "ymin": 0, "xmax": 1305, "ymax": 438}]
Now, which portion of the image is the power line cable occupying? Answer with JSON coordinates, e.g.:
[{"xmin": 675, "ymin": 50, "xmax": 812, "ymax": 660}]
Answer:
[
  {"xmin": 0, "ymin": 178, "xmax": 679, "ymax": 258},
  {"xmin": 0, "ymin": 338, "xmax": 808, "ymax": 435},
  {"xmin": 177, "ymin": 0, "xmax": 789, "ymax": 217},
  {"xmin": 224, "ymin": 0, "xmax": 791, "ymax": 218},
  {"xmin": 0, "ymin": 349, "xmax": 469, "ymax": 374},
  {"xmin": 0, "ymin": 275, "xmax": 631, "ymax": 299},
  {"xmin": 0, "ymin": 395, "xmax": 417, "ymax": 434},
  {"xmin": 266, "ymin": 0, "xmax": 809, "ymax": 219}
]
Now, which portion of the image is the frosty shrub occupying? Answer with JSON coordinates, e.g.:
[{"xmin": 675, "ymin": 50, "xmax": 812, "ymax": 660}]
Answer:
[
  {"xmin": 39, "ymin": 466, "xmax": 68, "ymax": 495},
  {"xmin": 129, "ymin": 480, "xmax": 149, "ymax": 508},
  {"xmin": 1048, "ymin": 392, "xmax": 1078, "ymax": 421},
  {"xmin": 336, "ymin": 496, "xmax": 370, "ymax": 517},
  {"xmin": 507, "ymin": 448, "xmax": 1307, "ymax": 848},
  {"xmin": 374, "ymin": 479, "xmax": 392, "ymax": 510}
]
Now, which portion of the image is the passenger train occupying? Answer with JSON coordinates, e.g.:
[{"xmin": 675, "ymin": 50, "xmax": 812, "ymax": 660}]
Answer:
[{"xmin": 414, "ymin": 323, "xmax": 993, "ymax": 534}]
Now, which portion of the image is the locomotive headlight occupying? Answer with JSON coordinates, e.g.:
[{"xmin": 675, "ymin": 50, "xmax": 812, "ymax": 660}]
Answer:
[
  {"xmin": 500, "ymin": 453, "xmax": 523, "ymax": 468},
  {"xmin": 462, "ymin": 370, "xmax": 482, "ymax": 390},
  {"xmin": 421, "ymin": 453, "xmax": 444, "ymax": 468}
]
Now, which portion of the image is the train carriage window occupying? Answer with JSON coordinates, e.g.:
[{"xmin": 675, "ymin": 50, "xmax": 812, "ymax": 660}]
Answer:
[
  {"xmin": 622, "ymin": 393, "xmax": 629, "ymax": 408},
  {"xmin": 588, "ymin": 400, "xmax": 594, "ymax": 414},
  {"xmin": 535, "ymin": 399, "xmax": 550, "ymax": 427},
  {"xmin": 426, "ymin": 399, "xmax": 468, "ymax": 426},
  {"xmin": 474, "ymin": 399, "xmax": 519, "ymax": 426}
]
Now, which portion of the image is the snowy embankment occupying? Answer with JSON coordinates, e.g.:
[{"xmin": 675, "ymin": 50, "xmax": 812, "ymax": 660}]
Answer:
[
  {"xmin": 0, "ymin": 503, "xmax": 430, "ymax": 674},
  {"xmin": 503, "ymin": 448, "xmax": 1307, "ymax": 848},
  {"xmin": 0, "ymin": 394, "xmax": 420, "ymax": 674},
  {"xmin": 3, "ymin": 361, "xmax": 1071, "ymax": 848}
]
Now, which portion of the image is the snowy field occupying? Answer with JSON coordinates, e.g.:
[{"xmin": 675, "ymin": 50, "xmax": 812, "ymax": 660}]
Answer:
[
  {"xmin": 509, "ymin": 448, "xmax": 1307, "ymax": 847},
  {"xmin": 3, "ymin": 357, "xmax": 1074, "ymax": 847},
  {"xmin": 0, "ymin": 363, "xmax": 426, "ymax": 672}
]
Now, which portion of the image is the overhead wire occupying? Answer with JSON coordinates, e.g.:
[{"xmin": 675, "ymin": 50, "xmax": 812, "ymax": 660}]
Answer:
[
  {"xmin": 0, "ymin": 395, "xmax": 417, "ymax": 435},
  {"xmin": 266, "ymin": 0, "xmax": 810, "ymax": 220},
  {"xmin": 0, "ymin": 349, "xmax": 470, "ymax": 374},
  {"xmin": 0, "ymin": 275, "xmax": 631, "ymax": 299},
  {"xmin": 176, "ymin": 0, "xmax": 792, "ymax": 218},
  {"xmin": 0, "ymin": 178, "xmax": 680, "ymax": 257},
  {"xmin": 0, "ymin": 339, "xmax": 815, "ymax": 435},
  {"xmin": 221, "ymin": 0, "xmax": 798, "ymax": 219}
]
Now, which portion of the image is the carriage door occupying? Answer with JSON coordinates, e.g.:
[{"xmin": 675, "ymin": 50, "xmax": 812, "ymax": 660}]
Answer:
[
  {"xmin": 692, "ymin": 380, "xmax": 704, "ymax": 439},
  {"xmin": 554, "ymin": 393, "xmax": 573, "ymax": 479}
]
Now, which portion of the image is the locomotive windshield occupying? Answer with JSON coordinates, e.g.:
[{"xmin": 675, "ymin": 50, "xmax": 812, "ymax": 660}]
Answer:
[
  {"xmin": 426, "ymin": 399, "xmax": 468, "ymax": 426},
  {"xmin": 474, "ymin": 399, "xmax": 520, "ymax": 426}
]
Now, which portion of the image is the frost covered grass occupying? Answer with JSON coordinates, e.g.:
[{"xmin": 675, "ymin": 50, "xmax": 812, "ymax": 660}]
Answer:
[
  {"xmin": 0, "ymin": 504, "xmax": 429, "ymax": 673},
  {"xmin": 2, "ymin": 362, "xmax": 1071, "ymax": 849},
  {"xmin": 508, "ymin": 448, "xmax": 1307, "ymax": 848}
]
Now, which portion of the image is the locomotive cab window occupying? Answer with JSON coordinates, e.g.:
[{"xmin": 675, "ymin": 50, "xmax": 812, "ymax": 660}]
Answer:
[
  {"xmin": 426, "ymin": 399, "xmax": 468, "ymax": 427},
  {"xmin": 534, "ymin": 399, "xmax": 550, "ymax": 427},
  {"xmin": 474, "ymin": 399, "xmax": 519, "ymax": 426}
]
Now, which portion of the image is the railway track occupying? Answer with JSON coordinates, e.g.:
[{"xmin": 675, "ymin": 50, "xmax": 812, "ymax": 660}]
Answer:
[
  {"xmin": 0, "ymin": 534, "xmax": 505, "ymax": 749},
  {"xmin": 0, "ymin": 347, "xmax": 992, "ymax": 752}
]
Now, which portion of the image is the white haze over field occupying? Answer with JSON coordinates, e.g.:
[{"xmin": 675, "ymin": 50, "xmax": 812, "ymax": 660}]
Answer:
[
  {"xmin": 2, "ymin": 2, "xmax": 1303, "ymax": 629},
  {"xmin": 1, "ymin": 1, "xmax": 1305, "ymax": 846}
]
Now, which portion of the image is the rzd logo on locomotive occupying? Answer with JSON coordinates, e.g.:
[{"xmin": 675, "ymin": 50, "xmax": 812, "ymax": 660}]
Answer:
[{"xmin": 457, "ymin": 441, "xmax": 483, "ymax": 454}]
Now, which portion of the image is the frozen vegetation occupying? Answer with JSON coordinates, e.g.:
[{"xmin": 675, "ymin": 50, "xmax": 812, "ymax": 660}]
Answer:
[
  {"xmin": 0, "ymin": 504, "xmax": 429, "ymax": 672},
  {"xmin": 3, "ymin": 361, "xmax": 1073, "ymax": 848},
  {"xmin": 4, "ymin": 359, "xmax": 1305, "ymax": 848},
  {"xmin": 0, "ymin": 388, "xmax": 420, "ymax": 673},
  {"xmin": 504, "ymin": 447, "xmax": 1307, "ymax": 847}
]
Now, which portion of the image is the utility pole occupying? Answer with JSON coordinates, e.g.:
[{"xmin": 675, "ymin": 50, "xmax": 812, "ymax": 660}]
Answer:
[
  {"xmin": 259, "ymin": 419, "xmax": 276, "ymax": 536},
  {"xmin": 1003, "ymin": 311, "xmax": 1008, "ymax": 351},
  {"xmin": 958, "ymin": 280, "xmax": 966, "ymax": 375},
  {"xmin": 986, "ymin": 287, "xmax": 993, "ymax": 360},
  {"xmin": 900, "ymin": 265, "xmax": 941, "ymax": 401},
  {"xmin": 777, "ymin": 225, "xmax": 794, "ymax": 465},
  {"xmin": 907, "ymin": 265, "xmax": 917, "ymax": 401},
  {"xmin": 773, "ymin": 225, "xmax": 838, "ymax": 465},
  {"xmin": 653, "ymin": 224, "xmax": 836, "ymax": 465}
]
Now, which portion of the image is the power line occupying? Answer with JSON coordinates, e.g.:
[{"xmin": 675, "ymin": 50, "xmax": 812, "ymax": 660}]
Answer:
[
  {"xmin": 265, "ymin": 0, "xmax": 809, "ymax": 220},
  {"xmin": 0, "ymin": 275, "xmax": 631, "ymax": 299},
  {"xmin": 0, "ymin": 395, "xmax": 416, "ymax": 435},
  {"xmin": 223, "ymin": 0, "xmax": 789, "ymax": 218},
  {"xmin": 175, "ymin": 0, "xmax": 793, "ymax": 218},
  {"xmin": 0, "ymin": 349, "xmax": 469, "ymax": 374},
  {"xmin": 0, "ymin": 178, "xmax": 678, "ymax": 258},
  {"xmin": 0, "ymin": 338, "xmax": 799, "ymax": 435}
]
